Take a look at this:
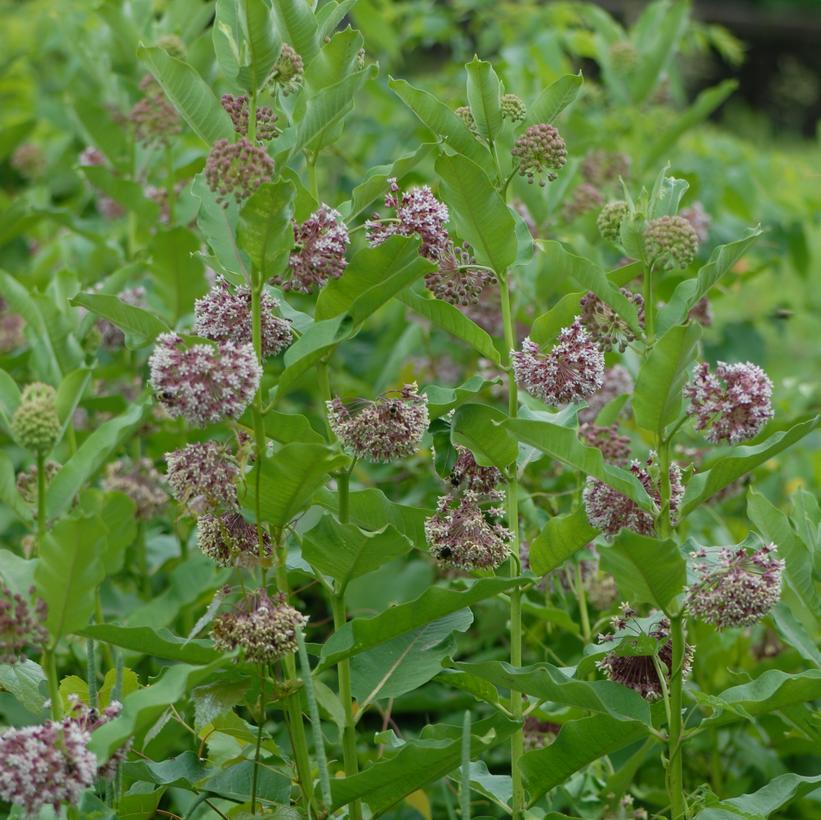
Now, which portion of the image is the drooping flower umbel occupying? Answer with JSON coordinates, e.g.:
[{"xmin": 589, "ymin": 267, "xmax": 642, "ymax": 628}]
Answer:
[
  {"xmin": 424, "ymin": 241, "xmax": 494, "ymax": 306},
  {"xmin": 194, "ymin": 278, "xmax": 292, "ymax": 358},
  {"xmin": 102, "ymin": 458, "xmax": 168, "ymax": 520},
  {"xmin": 511, "ymin": 123, "xmax": 567, "ymax": 186},
  {"xmin": 579, "ymin": 364, "xmax": 633, "ymax": 424},
  {"xmin": 11, "ymin": 383, "xmax": 60, "ymax": 453},
  {"xmin": 596, "ymin": 604, "xmax": 694, "ymax": 701},
  {"xmin": 327, "ymin": 383, "xmax": 429, "ymax": 463},
  {"xmin": 684, "ymin": 361, "xmax": 774, "ymax": 444},
  {"xmin": 455, "ymin": 105, "xmax": 477, "ymax": 134},
  {"xmin": 448, "ymin": 446, "xmax": 504, "ymax": 495},
  {"xmin": 365, "ymin": 177, "xmax": 450, "ymax": 261},
  {"xmin": 282, "ymin": 204, "xmax": 350, "ymax": 292},
  {"xmin": 129, "ymin": 75, "xmax": 181, "ymax": 147},
  {"xmin": 579, "ymin": 288, "xmax": 644, "ymax": 353},
  {"xmin": 165, "ymin": 441, "xmax": 240, "ymax": 515},
  {"xmin": 211, "ymin": 589, "xmax": 307, "ymax": 663},
  {"xmin": 149, "ymin": 332, "xmax": 261, "ymax": 427},
  {"xmin": 583, "ymin": 453, "xmax": 684, "ymax": 538},
  {"xmin": 512, "ymin": 319, "xmax": 605, "ymax": 406},
  {"xmin": 198, "ymin": 512, "xmax": 271, "ymax": 567},
  {"xmin": 686, "ymin": 544, "xmax": 784, "ymax": 629},
  {"xmin": 205, "ymin": 138, "xmax": 274, "ymax": 206},
  {"xmin": 221, "ymin": 94, "xmax": 278, "ymax": 141},
  {"xmin": 268, "ymin": 43, "xmax": 304, "ymax": 96},
  {"xmin": 0, "ymin": 583, "xmax": 48, "ymax": 664},
  {"xmin": 643, "ymin": 215, "xmax": 699, "ymax": 269}
]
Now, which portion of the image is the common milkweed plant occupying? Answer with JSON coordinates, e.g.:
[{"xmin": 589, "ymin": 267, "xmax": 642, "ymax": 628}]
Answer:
[{"xmin": 0, "ymin": 1, "xmax": 819, "ymax": 819}]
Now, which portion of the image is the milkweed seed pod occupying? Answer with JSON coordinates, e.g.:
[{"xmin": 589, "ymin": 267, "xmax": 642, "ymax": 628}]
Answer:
[
  {"xmin": 0, "ymin": 584, "xmax": 48, "ymax": 664},
  {"xmin": 220, "ymin": 94, "xmax": 279, "ymax": 141},
  {"xmin": 512, "ymin": 320, "xmax": 604, "ymax": 406},
  {"xmin": 197, "ymin": 511, "xmax": 272, "ymax": 567},
  {"xmin": 424, "ymin": 241, "xmax": 494, "ymax": 306},
  {"xmin": 268, "ymin": 43, "xmax": 304, "ymax": 96},
  {"xmin": 102, "ymin": 458, "xmax": 167, "ymax": 520},
  {"xmin": 596, "ymin": 604, "xmax": 694, "ymax": 700},
  {"xmin": 11, "ymin": 383, "xmax": 60, "ymax": 453},
  {"xmin": 687, "ymin": 544, "xmax": 783, "ymax": 629},
  {"xmin": 500, "ymin": 93, "xmax": 527, "ymax": 123},
  {"xmin": 205, "ymin": 138, "xmax": 274, "ymax": 206},
  {"xmin": 583, "ymin": 453, "xmax": 683, "ymax": 538},
  {"xmin": 511, "ymin": 123, "xmax": 567, "ymax": 186},
  {"xmin": 597, "ymin": 200, "xmax": 630, "ymax": 243},
  {"xmin": 643, "ymin": 215, "xmax": 699, "ymax": 269},
  {"xmin": 281, "ymin": 204, "xmax": 350, "ymax": 292},
  {"xmin": 165, "ymin": 441, "xmax": 240, "ymax": 515},
  {"xmin": 211, "ymin": 589, "xmax": 307, "ymax": 662},
  {"xmin": 684, "ymin": 361, "xmax": 774, "ymax": 445},
  {"xmin": 194, "ymin": 278, "xmax": 292, "ymax": 358},
  {"xmin": 327, "ymin": 384, "xmax": 429, "ymax": 463},
  {"xmin": 148, "ymin": 332, "xmax": 261, "ymax": 427}
]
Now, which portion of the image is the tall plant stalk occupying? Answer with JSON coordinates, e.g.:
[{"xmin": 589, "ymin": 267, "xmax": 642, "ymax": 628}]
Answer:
[{"xmin": 36, "ymin": 451, "xmax": 46, "ymax": 554}]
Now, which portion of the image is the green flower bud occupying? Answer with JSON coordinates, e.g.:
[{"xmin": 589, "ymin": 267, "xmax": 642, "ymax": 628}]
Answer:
[
  {"xmin": 597, "ymin": 200, "xmax": 630, "ymax": 242},
  {"xmin": 11, "ymin": 383, "xmax": 60, "ymax": 453}
]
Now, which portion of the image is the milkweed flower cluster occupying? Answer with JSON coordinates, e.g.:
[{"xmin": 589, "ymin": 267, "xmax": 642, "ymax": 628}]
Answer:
[
  {"xmin": 511, "ymin": 123, "xmax": 567, "ymax": 185},
  {"xmin": 327, "ymin": 383, "xmax": 429, "ymax": 463},
  {"xmin": 165, "ymin": 441, "xmax": 240, "ymax": 515},
  {"xmin": 365, "ymin": 178, "xmax": 450, "ymax": 261},
  {"xmin": 688, "ymin": 296, "xmax": 713, "ymax": 327},
  {"xmin": 684, "ymin": 361, "xmax": 774, "ymax": 444},
  {"xmin": 129, "ymin": 76, "xmax": 181, "ymax": 147},
  {"xmin": 11, "ymin": 144, "xmax": 46, "ymax": 180},
  {"xmin": 212, "ymin": 590, "xmax": 306, "ymax": 662},
  {"xmin": 563, "ymin": 183, "xmax": 604, "ymax": 222},
  {"xmin": 149, "ymin": 332, "xmax": 261, "ymax": 426},
  {"xmin": 596, "ymin": 604, "xmax": 694, "ymax": 701},
  {"xmin": 579, "ymin": 423, "xmax": 631, "ymax": 466},
  {"xmin": 198, "ymin": 512, "xmax": 271, "ymax": 567},
  {"xmin": 597, "ymin": 200, "xmax": 630, "ymax": 242},
  {"xmin": 281, "ymin": 204, "xmax": 350, "ymax": 292},
  {"xmin": 78, "ymin": 146, "xmax": 105, "ymax": 167},
  {"xmin": 455, "ymin": 105, "xmax": 477, "ymax": 134},
  {"xmin": 103, "ymin": 458, "xmax": 167, "ymax": 520},
  {"xmin": 522, "ymin": 716, "xmax": 560, "ymax": 751},
  {"xmin": 64, "ymin": 697, "xmax": 131, "ymax": 780},
  {"xmin": 268, "ymin": 43, "xmax": 304, "ymax": 96},
  {"xmin": 194, "ymin": 278, "xmax": 292, "ymax": 358},
  {"xmin": 205, "ymin": 138, "xmax": 274, "ymax": 206},
  {"xmin": 15, "ymin": 460, "xmax": 60, "ymax": 504},
  {"xmin": 11, "ymin": 383, "xmax": 60, "ymax": 453},
  {"xmin": 0, "ymin": 583, "xmax": 48, "ymax": 664},
  {"xmin": 0, "ymin": 298, "xmax": 25, "ymax": 353},
  {"xmin": 425, "ymin": 241, "xmax": 494, "ymax": 306},
  {"xmin": 686, "ymin": 544, "xmax": 783, "ymax": 629},
  {"xmin": 512, "ymin": 320, "xmax": 605, "ymax": 406},
  {"xmin": 449, "ymin": 446, "xmax": 504, "ymax": 494},
  {"xmin": 579, "ymin": 289, "xmax": 644, "ymax": 353},
  {"xmin": 644, "ymin": 215, "xmax": 699, "ymax": 269},
  {"xmin": 581, "ymin": 149, "xmax": 631, "ymax": 187},
  {"xmin": 221, "ymin": 94, "xmax": 279, "ymax": 141},
  {"xmin": 501, "ymin": 93, "xmax": 527, "ymax": 122},
  {"xmin": 579, "ymin": 365, "xmax": 634, "ymax": 424},
  {"xmin": 583, "ymin": 453, "xmax": 684, "ymax": 538}
]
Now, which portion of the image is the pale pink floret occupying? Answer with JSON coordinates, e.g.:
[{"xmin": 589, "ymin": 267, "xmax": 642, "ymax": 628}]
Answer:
[{"xmin": 283, "ymin": 204, "xmax": 350, "ymax": 292}]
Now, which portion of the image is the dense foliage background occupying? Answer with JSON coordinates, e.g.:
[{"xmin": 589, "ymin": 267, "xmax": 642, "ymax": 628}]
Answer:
[{"xmin": 0, "ymin": 1, "xmax": 819, "ymax": 819}]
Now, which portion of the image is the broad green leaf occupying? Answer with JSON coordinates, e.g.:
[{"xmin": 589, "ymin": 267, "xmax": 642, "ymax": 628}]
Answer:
[
  {"xmin": 529, "ymin": 508, "xmax": 598, "ymax": 576},
  {"xmin": 525, "ymin": 73, "xmax": 583, "ymax": 125},
  {"xmin": 239, "ymin": 0, "xmax": 282, "ymax": 92},
  {"xmin": 122, "ymin": 752, "xmax": 209, "ymax": 789},
  {"xmin": 77, "ymin": 489, "xmax": 138, "ymax": 574},
  {"xmin": 192, "ymin": 174, "xmax": 250, "ymax": 280},
  {"xmin": 34, "ymin": 514, "xmax": 107, "ymax": 641},
  {"xmin": 260, "ymin": 409, "xmax": 324, "ymax": 443},
  {"xmin": 682, "ymin": 417, "xmax": 820, "ymax": 515},
  {"xmin": 330, "ymin": 713, "xmax": 517, "ymax": 813},
  {"xmin": 80, "ymin": 624, "xmax": 222, "ymax": 665},
  {"xmin": 136, "ymin": 46, "xmax": 234, "ymax": 144},
  {"xmin": 436, "ymin": 153, "xmax": 516, "ymax": 274},
  {"xmin": 305, "ymin": 27, "xmax": 364, "ymax": 93},
  {"xmin": 695, "ymin": 773, "xmax": 821, "ymax": 819},
  {"xmin": 454, "ymin": 660, "xmax": 652, "ymax": 724},
  {"xmin": 530, "ymin": 293, "xmax": 584, "ymax": 346},
  {"xmin": 0, "ymin": 368, "xmax": 21, "ymax": 423},
  {"xmin": 316, "ymin": 0, "xmax": 358, "ymax": 41},
  {"xmin": 150, "ymin": 227, "xmax": 207, "ymax": 325},
  {"xmin": 465, "ymin": 57, "xmax": 502, "ymax": 141},
  {"xmin": 770, "ymin": 603, "xmax": 821, "ymax": 667},
  {"xmin": 0, "ymin": 452, "xmax": 32, "ymax": 522},
  {"xmin": 435, "ymin": 668, "xmax": 499, "ymax": 706},
  {"xmin": 451, "ymin": 403, "xmax": 518, "ymax": 469},
  {"xmin": 319, "ymin": 577, "xmax": 527, "ymax": 669},
  {"xmin": 397, "ymin": 290, "xmax": 501, "ymax": 364},
  {"xmin": 114, "ymin": 788, "xmax": 166, "ymax": 819},
  {"xmin": 212, "ymin": 0, "xmax": 243, "ymax": 78},
  {"xmin": 243, "ymin": 443, "xmax": 348, "ymax": 526},
  {"xmin": 237, "ymin": 180, "xmax": 295, "ymax": 280},
  {"xmin": 657, "ymin": 228, "xmax": 762, "ymax": 334},
  {"xmin": 203, "ymin": 759, "xmax": 290, "ymax": 804},
  {"xmin": 271, "ymin": 0, "xmax": 319, "ymax": 64},
  {"xmin": 601, "ymin": 532, "xmax": 685, "ymax": 612},
  {"xmin": 70, "ymin": 293, "xmax": 169, "ymax": 348},
  {"xmin": 424, "ymin": 377, "xmax": 498, "ymax": 420},
  {"xmin": 521, "ymin": 715, "xmax": 649, "ymax": 802},
  {"xmin": 0, "ymin": 659, "xmax": 47, "ymax": 714},
  {"xmin": 633, "ymin": 323, "xmax": 701, "ymax": 437},
  {"xmin": 503, "ymin": 417, "xmax": 654, "ymax": 510},
  {"xmin": 80, "ymin": 166, "xmax": 159, "ymax": 225},
  {"xmin": 276, "ymin": 314, "xmax": 352, "ymax": 394},
  {"xmin": 389, "ymin": 77, "xmax": 494, "ymax": 174},
  {"xmin": 54, "ymin": 368, "xmax": 92, "ymax": 446}
]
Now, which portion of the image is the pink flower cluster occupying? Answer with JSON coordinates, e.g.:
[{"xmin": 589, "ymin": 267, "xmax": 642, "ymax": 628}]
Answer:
[
  {"xmin": 579, "ymin": 288, "xmax": 644, "ymax": 353},
  {"xmin": 0, "ymin": 583, "xmax": 48, "ymax": 664},
  {"xmin": 221, "ymin": 94, "xmax": 278, "ymax": 141},
  {"xmin": 205, "ymin": 138, "xmax": 274, "ymax": 206},
  {"xmin": 511, "ymin": 123, "xmax": 567, "ymax": 186},
  {"xmin": 198, "ymin": 511, "xmax": 272, "ymax": 568},
  {"xmin": 425, "ymin": 241, "xmax": 494, "ymax": 306},
  {"xmin": 102, "ymin": 458, "xmax": 167, "ymax": 520},
  {"xmin": 165, "ymin": 441, "xmax": 240, "ymax": 515},
  {"xmin": 129, "ymin": 75, "xmax": 181, "ymax": 147},
  {"xmin": 283, "ymin": 204, "xmax": 350, "ymax": 292}
]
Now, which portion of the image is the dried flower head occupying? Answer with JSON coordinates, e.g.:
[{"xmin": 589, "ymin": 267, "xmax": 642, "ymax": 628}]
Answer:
[
  {"xmin": 579, "ymin": 423, "xmax": 631, "ymax": 466},
  {"xmin": 0, "ymin": 298, "xmax": 25, "ymax": 352},
  {"xmin": 455, "ymin": 105, "xmax": 478, "ymax": 134},
  {"xmin": 212, "ymin": 589, "xmax": 307, "ymax": 662},
  {"xmin": 501, "ymin": 93, "xmax": 527, "ymax": 122},
  {"xmin": 205, "ymin": 138, "xmax": 274, "ymax": 206},
  {"xmin": 583, "ymin": 453, "xmax": 683, "ymax": 538},
  {"xmin": 327, "ymin": 384, "xmax": 429, "ymax": 462},
  {"xmin": 165, "ymin": 441, "xmax": 240, "ymax": 514},
  {"xmin": 579, "ymin": 365, "xmax": 633, "ymax": 424},
  {"xmin": 688, "ymin": 296, "xmax": 713, "ymax": 327},
  {"xmin": 512, "ymin": 321, "xmax": 604, "ymax": 406},
  {"xmin": 581, "ymin": 150, "xmax": 631, "ymax": 187},
  {"xmin": 11, "ymin": 383, "xmax": 60, "ymax": 453},
  {"xmin": 563, "ymin": 183, "xmax": 604, "ymax": 222},
  {"xmin": 103, "ymin": 458, "xmax": 167, "ymax": 519},
  {"xmin": 221, "ymin": 94, "xmax": 279, "ymax": 141},
  {"xmin": 449, "ymin": 446, "xmax": 504, "ymax": 495},
  {"xmin": 15, "ymin": 460, "xmax": 60, "ymax": 504},
  {"xmin": 597, "ymin": 200, "xmax": 630, "ymax": 243},
  {"xmin": 129, "ymin": 75, "xmax": 182, "ymax": 147},
  {"xmin": 366, "ymin": 178, "xmax": 450, "ymax": 261},
  {"xmin": 0, "ymin": 584, "xmax": 48, "ymax": 664},
  {"xmin": 596, "ymin": 604, "xmax": 694, "ymax": 700},
  {"xmin": 644, "ymin": 215, "xmax": 699, "ymax": 269},
  {"xmin": 511, "ymin": 123, "xmax": 567, "ymax": 186},
  {"xmin": 198, "ymin": 512, "xmax": 271, "ymax": 567},
  {"xmin": 194, "ymin": 278, "xmax": 292, "ymax": 357},
  {"xmin": 11, "ymin": 144, "xmax": 47, "ymax": 179},
  {"xmin": 268, "ymin": 43, "xmax": 304, "ymax": 96},
  {"xmin": 680, "ymin": 201, "xmax": 711, "ymax": 243},
  {"xmin": 281, "ymin": 204, "xmax": 350, "ymax": 292},
  {"xmin": 687, "ymin": 544, "xmax": 783, "ymax": 629},
  {"xmin": 684, "ymin": 361, "xmax": 774, "ymax": 444},
  {"xmin": 579, "ymin": 288, "xmax": 644, "ymax": 352},
  {"xmin": 424, "ymin": 241, "xmax": 494, "ymax": 306},
  {"xmin": 149, "ymin": 332, "xmax": 262, "ymax": 427},
  {"xmin": 97, "ymin": 287, "xmax": 146, "ymax": 350}
]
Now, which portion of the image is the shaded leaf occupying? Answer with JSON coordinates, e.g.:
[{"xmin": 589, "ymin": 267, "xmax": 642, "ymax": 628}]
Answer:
[
  {"xmin": 525, "ymin": 73, "xmax": 583, "ymax": 125},
  {"xmin": 80, "ymin": 624, "xmax": 222, "ymax": 665},
  {"xmin": 529, "ymin": 508, "xmax": 598, "ymax": 576},
  {"xmin": 452, "ymin": 403, "xmax": 518, "ymax": 469}
]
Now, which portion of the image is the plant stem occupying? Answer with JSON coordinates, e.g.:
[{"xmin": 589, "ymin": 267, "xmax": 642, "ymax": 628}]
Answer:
[
  {"xmin": 251, "ymin": 664, "xmax": 265, "ymax": 815},
  {"xmin": 307, "ymin": 152, "xmax": 319, "ymax": 201},
  {"xmin": 668, "ymin": 615, "xmax": 687, "ymax": 819},
  {"xmin": 36, "ymin": 451, "xmax": 46, "ymax": 554},
  {"xmin": 643, "ymin": 263, "xmax": 656, "ymax": 344},
  {"xmin": 250, "ymin": 279, "xmax": 268, "ymax": 570},
  {"xmin": 248, "ymin": 90, "xmax": 257, "ymax": 144},
  {"xmin": 461, "ymin": 709, "xmax": 472, "ymax": 820},
  {"xmin": 575, "ymin": 562, "xmax": 591, "ymax": 643},
  {"xmin": 44, "ymin": 648, "xmax": 62, "ymax": 720},
  {"xmin": 86, "ymin": 639, "xmax": 97, "ymax": 710}
]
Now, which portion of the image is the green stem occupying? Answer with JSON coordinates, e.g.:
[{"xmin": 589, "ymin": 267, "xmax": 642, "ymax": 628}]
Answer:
[
  {"xmin": 165, "ymin": 145, "xmax": 175, "ymax": 224},
  {"xmin": 248, "ymin": 89, "xmax": 257, "ymax": 144},
  {"xmin": 251, "ymin": 664, "xmax": 265, "ymax": 815},
  {"xmin": 136, "ymin": 522, "xmax": 149, "ymax": 598},
  {"xmin": 643, "ymin": 262, "xmax": 656, "ymax": 344},
  {"xmin": 86, "ymin": 639, "xmax": 97, "ymax": 710},
  {"xmin": 250, "ymin": 280, "xmax": 267, "ymax": 572},
  {"xmin": 44, "ymin": 648, "xmax": 62, "ymax": 720},
  {"xmin": 307, "ymin": 152, "xmax": 319, "ymax": 201},
  {"xmin": 461, "ymin": 710, "xmax": 472, "ymax": 820},
  {"xmin": 283, "ymin": 653, "xmax": 317, "ymax": 813},
  {"xmin": 95, "ymin": 592, "xmax": 114, "ymax": 671},
  {"xmin": 575, "ymin": 562, "xmax": 591, "ymax": 643},
  {"xmin": 668, "ymin": 615, "xmax": 687, "ymax": 819},
  {"xmin": 36, "ymin": 451, "xmax": 46, "ymax": 554}
]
